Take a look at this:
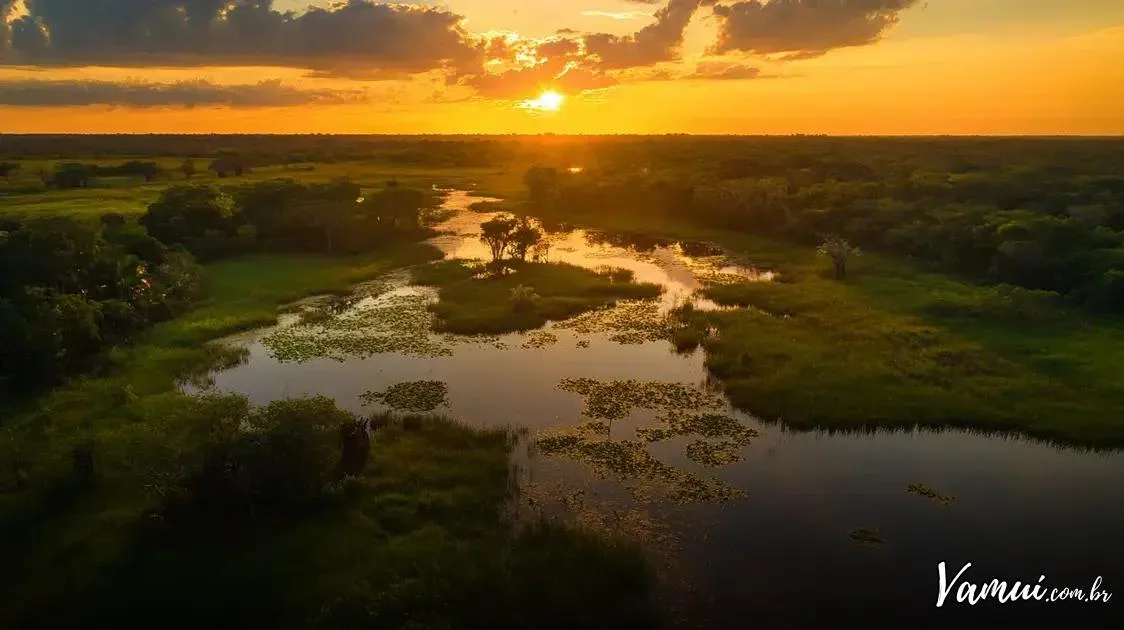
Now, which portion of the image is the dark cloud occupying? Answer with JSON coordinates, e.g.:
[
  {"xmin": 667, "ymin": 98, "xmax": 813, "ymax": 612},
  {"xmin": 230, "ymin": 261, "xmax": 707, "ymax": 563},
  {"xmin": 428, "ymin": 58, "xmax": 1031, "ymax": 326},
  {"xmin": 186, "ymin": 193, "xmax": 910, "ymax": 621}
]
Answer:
[
  {"xmin": 0, "ymin": 0, "xmax": 482, "ymax": 76},
  {"xmin": 582, "ymin": 0, "xmax": 709, "ymax": 69},
  {"xmin": 0, "ymin": 77, "xmax": 367, "ymax": 107},
  {"xmin": 711, "ymin": 0, "xmax": 921, "ymax": 58}
]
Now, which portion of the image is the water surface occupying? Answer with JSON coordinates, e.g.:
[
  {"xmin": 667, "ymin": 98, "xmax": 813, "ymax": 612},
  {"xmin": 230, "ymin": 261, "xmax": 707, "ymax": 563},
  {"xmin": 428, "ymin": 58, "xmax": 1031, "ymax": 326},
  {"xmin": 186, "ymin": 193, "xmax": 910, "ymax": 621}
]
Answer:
[{"xmin": 198, "ymin": 191, "xmax": 1124, "ymax": 629}]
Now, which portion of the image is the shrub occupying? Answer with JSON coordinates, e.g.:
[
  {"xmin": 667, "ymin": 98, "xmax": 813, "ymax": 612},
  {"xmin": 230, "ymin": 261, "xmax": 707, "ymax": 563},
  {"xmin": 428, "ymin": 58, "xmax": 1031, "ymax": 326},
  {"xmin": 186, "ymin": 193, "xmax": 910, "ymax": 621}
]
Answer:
[{"xmin": 510, "ymin": 284, "xmax": 540, "ymax": 313}]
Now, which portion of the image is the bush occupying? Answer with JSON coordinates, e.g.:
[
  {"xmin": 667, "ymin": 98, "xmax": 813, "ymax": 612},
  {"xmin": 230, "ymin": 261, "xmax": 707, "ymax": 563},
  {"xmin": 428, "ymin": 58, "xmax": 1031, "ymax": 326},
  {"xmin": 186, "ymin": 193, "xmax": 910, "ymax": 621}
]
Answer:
[
  {"xmin": 162, "ymin": 396, "xmax": 360, "ymax": 522},
  {"xmin": 510, "ymin": 284, "xmax": 540, "ymax": 313}
]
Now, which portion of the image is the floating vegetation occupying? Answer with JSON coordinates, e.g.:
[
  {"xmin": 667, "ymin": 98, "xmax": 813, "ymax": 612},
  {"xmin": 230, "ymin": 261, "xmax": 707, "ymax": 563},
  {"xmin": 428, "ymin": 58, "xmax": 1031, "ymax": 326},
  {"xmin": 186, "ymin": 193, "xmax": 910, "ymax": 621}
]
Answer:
[
  {"xmin": 576, "ymin": 340, "xmax": 591, "ymax": 349},
  {"xmin": 684, "ymin": 440, "xmax": 742, "ymax": 467},
  {"xmin": 521, "ymin": 330, "xmax": 559, "ymax": 349},
  {"xmin": 539, "ymin": 378, "xmax": 758, "ymax": 499},
  {"xmin": 536, "ymin": 427, "xmax": 745, "ymax": 504},
  {"xmin": 558, "ymin": 378, "xmax": 724, "ymax": 420},
  {"xmin": 849, "ymin": 528, "xmax": 887, "ymax": 546},
  {"xmin": 907, "ymin": 483, "xmax": 957, "ymax": 506},
  {"xmin": 637, "ymin": 413, "xmax": 759, "ymax": 467},
  {"xmin": 361, "ymin": 381, "xmax": 449, "ymax": 412},
  {"xmin": 264, "ymin": 292, "xmax": 456, "ymax": 362},
  {"xmin": 554, "ymin": 300, "xmax": 674, "ymax": 345}
]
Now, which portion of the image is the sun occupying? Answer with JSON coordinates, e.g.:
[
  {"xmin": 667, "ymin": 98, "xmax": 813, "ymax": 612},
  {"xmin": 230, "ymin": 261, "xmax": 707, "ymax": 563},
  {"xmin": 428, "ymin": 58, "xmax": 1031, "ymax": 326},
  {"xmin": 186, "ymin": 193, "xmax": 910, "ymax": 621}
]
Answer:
[{"xmin": 518, "ymin": 90, "xmax": 565, "ymax": 112}]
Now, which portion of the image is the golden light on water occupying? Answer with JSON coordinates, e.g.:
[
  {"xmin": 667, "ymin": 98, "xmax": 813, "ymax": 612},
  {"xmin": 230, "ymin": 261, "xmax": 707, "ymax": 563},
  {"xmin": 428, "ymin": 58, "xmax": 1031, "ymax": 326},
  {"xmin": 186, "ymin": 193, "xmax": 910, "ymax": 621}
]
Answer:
[{"xmin": 518, "ymin": 90, "xmax": 565, "ymax": 113}]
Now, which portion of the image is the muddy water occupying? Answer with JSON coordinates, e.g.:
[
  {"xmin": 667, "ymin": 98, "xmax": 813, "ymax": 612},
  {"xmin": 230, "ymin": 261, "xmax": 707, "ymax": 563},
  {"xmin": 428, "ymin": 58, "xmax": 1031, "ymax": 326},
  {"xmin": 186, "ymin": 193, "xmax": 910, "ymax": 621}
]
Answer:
[{"xmin": 197, "ymin": 191, "xmax": 1124, "ymax": 629}]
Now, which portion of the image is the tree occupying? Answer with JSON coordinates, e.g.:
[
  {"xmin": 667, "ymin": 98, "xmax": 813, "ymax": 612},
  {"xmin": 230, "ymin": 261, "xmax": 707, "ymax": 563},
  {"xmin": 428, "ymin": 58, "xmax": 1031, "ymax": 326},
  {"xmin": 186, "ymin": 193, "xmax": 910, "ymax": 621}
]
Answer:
[
  {"xmin": 180, "ymin": 158, "xmax": 197, "ymax": 180},
  {"xmin": 295, "ymin": 180, "xmax": 362, "ymax": 253},
  {"xmin": 140, "ymin": 185, "xmax": 236, "ymax": 248},
  {"xmin": 52, "ymin": 163, "xmax": 94, "ymax": 189},
  {"xmin": 510, "ymin": 218, "xmax": 543, "ymax": 262},
  {"xmin": 817, "ymin": 235, "xmax": 861, "ymax": 280},
  {"xmin": 524, "ymin": 165, "xmax": 560, "ymax": 203},
  {"xmin": 480, "ymin": 215, "xmax": 520, "ymax": 262}
]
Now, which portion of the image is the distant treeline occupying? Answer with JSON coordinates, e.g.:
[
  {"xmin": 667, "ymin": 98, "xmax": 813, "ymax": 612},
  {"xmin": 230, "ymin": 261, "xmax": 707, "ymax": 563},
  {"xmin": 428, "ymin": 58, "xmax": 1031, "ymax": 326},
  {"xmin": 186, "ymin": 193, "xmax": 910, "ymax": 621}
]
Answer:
[{"xmin": 2, "ymin": 134, "xmax": 1121, "ymax": 173}]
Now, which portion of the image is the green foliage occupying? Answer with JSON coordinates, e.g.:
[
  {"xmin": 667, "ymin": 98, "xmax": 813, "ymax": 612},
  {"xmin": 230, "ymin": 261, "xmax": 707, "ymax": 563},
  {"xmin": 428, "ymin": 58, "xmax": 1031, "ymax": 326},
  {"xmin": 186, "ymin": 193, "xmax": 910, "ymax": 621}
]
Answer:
[
  {"xmin": 509, "ymin": 284, "xmax": 540, "ymax": 312},
  {"xmin": 816, "ymin": 235, "xmax": 861, "ymax": 280},
  {"xmin": 140, "ymin": 185, "xmax": 235, "ymax": 255},
  {"xmin": 413, "ymin": 260, "xmax": 663, "ymax": 335},
  {"xmin": 0, "ymin": 216, "xmax": 201, "ymax": 395},
  {"xmin": 160, "ymin": 395, "xmax": 355, "ymax": 521}
]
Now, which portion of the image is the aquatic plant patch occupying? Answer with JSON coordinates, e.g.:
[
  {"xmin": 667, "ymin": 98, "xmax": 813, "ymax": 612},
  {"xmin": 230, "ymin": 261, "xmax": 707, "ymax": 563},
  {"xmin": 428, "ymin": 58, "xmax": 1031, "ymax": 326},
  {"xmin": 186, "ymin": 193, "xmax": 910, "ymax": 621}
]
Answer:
[
  {"xmin": 554, "ymin": 301, "xmax": 676, "ymax": 345},
  {"xmin": 849, "ymin": 528, "xmax": 887, "ymax": 546},
  {"xmin": 535, "ymin": 426, "xmax": 745, "ymax": 504},
  {"xmin": 558, "ymin": 378, "xmax": 725, "ymax": 420},
  {"xmin": 907, "ymin": 483, "xmax": 957, "ymax": 506},
  {"xmin": 521, "ymin": 330, "xmax": 559, "ymax": 349},
  {"xmin": 361, "ymin": 381, "xmax": 449, "ymax": 412}
]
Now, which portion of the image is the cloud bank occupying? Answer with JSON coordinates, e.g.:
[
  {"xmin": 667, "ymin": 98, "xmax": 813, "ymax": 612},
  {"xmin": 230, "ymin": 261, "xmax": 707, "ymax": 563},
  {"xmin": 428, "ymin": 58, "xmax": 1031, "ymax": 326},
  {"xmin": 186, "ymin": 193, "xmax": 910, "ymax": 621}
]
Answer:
[{"xmin": 0, "ymin": 77, "xmax": 366, "ymax": 107}]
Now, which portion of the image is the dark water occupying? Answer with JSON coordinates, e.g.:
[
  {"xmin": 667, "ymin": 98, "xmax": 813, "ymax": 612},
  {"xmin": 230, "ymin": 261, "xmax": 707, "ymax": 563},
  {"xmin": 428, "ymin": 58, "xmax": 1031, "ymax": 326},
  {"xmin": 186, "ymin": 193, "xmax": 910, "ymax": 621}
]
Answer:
[{"xmin": 194, "ymin": 191, "xmax": 1124, "ymax": 629}]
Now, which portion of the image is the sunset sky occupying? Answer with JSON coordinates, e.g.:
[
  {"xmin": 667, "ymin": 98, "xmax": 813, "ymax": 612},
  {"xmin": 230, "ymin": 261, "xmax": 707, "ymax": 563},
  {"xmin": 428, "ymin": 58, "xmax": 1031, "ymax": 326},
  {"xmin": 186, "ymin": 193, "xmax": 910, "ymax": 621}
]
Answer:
[{"xmin": 1, "ymin": 0, "xmax": 1122, "ymax": 135}]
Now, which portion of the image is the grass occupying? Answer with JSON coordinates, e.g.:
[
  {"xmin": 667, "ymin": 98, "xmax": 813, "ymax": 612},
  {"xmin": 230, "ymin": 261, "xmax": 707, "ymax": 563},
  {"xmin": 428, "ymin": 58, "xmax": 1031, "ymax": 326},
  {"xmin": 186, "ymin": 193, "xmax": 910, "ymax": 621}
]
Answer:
[
  {"xmin": 533, "ymin": 207, "xmax": 1124, "ymax": 447},
  {"xmin": 412, "ymin": 260, "xmax": 663, "ymax": 335}
]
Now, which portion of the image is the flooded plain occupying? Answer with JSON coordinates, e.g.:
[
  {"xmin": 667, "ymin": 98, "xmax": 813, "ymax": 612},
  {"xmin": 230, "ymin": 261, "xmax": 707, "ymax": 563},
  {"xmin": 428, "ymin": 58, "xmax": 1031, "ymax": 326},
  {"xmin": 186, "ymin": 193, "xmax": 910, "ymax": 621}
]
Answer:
[{"xmin": 195, "ymin": 191, "xmax": 1124, "ymax": 629}]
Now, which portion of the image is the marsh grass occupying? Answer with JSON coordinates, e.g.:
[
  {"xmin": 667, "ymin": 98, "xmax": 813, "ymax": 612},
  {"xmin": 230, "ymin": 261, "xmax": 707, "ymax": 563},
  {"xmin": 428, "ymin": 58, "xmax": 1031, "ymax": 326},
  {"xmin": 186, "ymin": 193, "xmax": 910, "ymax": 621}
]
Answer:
[{"xmin": 412, "ymin": 260, "xmax": 663, "ymax": 335}]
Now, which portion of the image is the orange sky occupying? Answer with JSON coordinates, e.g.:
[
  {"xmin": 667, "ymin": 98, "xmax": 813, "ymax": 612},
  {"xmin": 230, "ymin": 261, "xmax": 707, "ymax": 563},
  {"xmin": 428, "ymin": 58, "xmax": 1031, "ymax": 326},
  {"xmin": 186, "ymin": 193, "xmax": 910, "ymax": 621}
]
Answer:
[{"xmin": 0, "ymin": 1, "xmax": 1122, "ymax": 135}]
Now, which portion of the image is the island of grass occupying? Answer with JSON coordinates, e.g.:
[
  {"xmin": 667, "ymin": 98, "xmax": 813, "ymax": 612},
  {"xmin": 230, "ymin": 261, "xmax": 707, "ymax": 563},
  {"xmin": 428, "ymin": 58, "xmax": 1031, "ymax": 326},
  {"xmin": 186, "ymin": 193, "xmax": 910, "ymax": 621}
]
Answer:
[{"xmin": 412, "ymin": 260, "xmax": 663, "ymax": 335}]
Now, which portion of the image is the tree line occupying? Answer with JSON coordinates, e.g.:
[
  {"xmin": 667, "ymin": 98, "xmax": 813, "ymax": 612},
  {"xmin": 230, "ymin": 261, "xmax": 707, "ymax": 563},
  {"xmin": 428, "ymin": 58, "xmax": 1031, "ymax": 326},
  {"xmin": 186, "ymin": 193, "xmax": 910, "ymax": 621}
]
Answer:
[
  {"xmin": 524, "ymin": 155, "xmax": 1124, "ymax": 310},
  {"xmin": 142, "ymin": 178, "xmax": 435, "ymax": 260},
  {"xmin": 0, "ymin": 177, "xmax": 435, "ymax": 397}
]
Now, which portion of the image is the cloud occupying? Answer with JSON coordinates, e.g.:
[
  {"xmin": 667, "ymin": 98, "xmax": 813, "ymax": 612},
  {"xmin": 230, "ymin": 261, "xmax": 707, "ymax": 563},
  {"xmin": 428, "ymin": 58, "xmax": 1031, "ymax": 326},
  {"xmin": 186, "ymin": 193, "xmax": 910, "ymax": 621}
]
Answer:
[
  {"xmin": 580, "ymin": 10, "xmax": 654, "ymax": 20},
  {"xmin": 687, "ymin": 60, "xmax": 762, "ymax": 79},
  {"xmin": 582, "ymin": 0, "xmax": 709, "ymax": 69},
  {"xmin": 465, "ymin": 54, "xmax": 616, "ymax": 99},
  {"xmin": 0, "ymin": 77, "xmax": 367, "ymax": 107},
  {"xmin": 711, "ymin": 0, "xmax": 922, "ymax": 58},
  {"xmin": 0, "ymin": 0, "xmax": 482, "ymax": 76}
]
